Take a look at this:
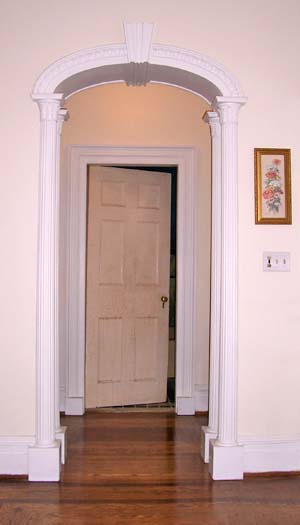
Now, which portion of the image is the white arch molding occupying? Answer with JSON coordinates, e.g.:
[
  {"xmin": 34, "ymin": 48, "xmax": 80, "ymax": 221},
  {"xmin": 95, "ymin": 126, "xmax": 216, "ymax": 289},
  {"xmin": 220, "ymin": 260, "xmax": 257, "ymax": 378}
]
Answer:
[{"xmin": 29, "ymin": 22, "xmax": 246, "ymax": 481}]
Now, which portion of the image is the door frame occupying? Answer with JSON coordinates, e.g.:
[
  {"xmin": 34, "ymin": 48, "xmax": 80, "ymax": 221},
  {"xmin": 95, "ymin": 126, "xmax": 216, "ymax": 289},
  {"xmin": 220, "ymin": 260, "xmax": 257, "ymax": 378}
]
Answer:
[{"xmin": 64, "ymin": 145, "xmax": 198, "ymax": 416}]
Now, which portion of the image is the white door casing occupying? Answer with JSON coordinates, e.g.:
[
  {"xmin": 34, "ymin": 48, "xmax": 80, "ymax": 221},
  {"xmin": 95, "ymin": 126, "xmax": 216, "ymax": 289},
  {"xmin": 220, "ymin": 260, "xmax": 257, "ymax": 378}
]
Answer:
[
  {"xmin": 85, "ymin": 166, "xmax": 171, "ymax": 407},
  {"xmin": 30, "ymin": 22, "xmax": 246, "ymax": 481},
  {"xmin": 65, "ymin": 146, "xmax": 198, "ymax": 417}
]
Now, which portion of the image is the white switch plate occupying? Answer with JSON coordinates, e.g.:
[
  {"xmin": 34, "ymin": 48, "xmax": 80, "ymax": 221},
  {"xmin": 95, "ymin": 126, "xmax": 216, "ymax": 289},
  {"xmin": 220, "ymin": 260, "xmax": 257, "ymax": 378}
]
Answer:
[{"xmin": 263, "ymin": 252, "xmax": 291, "ymax": 272}]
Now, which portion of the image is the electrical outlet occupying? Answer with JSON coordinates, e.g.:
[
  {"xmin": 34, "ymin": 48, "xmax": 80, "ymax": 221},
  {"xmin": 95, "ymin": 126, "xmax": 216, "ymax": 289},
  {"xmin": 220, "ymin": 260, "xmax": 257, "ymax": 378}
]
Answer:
[{"xmin": 263, "ymin": 252, "xmax": 290, "ymax": 272}]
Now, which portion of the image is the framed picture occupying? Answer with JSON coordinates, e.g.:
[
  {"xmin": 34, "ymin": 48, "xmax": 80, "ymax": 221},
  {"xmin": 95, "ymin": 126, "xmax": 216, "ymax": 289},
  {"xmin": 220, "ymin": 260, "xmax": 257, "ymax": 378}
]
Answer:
[{"xmin": 254, "ymin": 148, "xmax": 292, "ymax": 224}]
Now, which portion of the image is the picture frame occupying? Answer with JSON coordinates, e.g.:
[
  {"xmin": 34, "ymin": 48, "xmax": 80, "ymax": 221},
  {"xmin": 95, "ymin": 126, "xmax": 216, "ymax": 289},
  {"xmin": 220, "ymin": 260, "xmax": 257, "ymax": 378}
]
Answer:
[{"xmin": 254, "ymin": 148, "xmax": 292, "ymax": 224}]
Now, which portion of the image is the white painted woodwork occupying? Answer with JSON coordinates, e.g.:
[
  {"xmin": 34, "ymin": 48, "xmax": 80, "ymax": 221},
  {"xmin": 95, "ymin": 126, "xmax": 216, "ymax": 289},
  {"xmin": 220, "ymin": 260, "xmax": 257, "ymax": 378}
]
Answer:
[
  {"xmin": 65, "ymin": 146, "xmax": 197, "ymax": 417},
  {"xmin": 28, "ymin": 95, "xmax": 62, "ymax": 482},
  {"xmin": 194, "ymin": 384, "xmax": 209, "ymax": 411},
  {"xmin": 33, "ymin": 23, "xmax": 244, "ymax": 102},
  {"xmin": 209, "ymin": 96, "xmax": 246, "ymax": 480},
  {"xmin": 0, "ymin": 437, "xmax": 35, "ymax": 475},
  {"xmin": 124, "ymin": 22, "xmax": 154, "ymax": 86},
  {"xmin": 85, "ymin": 166, "xmax": 171, "ymax": 407},
  {"xmin": 214, "ymin": 97, "xmax": 246, "ymax": 447},
  {"xmin": 201, "ymin": 111, "xmax": 221, "ymax": 463},
  {"xmin": 124, "ymin": 22, "xmax": 154, "ymax": 63},
  {"xmin": 55, "ymin": 109, "xmax": 68, "ymax": 465},
  {"xmin": 209, "ymin": 440, "xmax": 244, "ymax": 480},
  {"xmin": 4, "ymin": 432, "xmax": 300, "ymax": 478},
  {"xmin": 239, "ymin": 434, "xmax": 300, "ymax": 473},
  {"xmin": 30, "ymin": 22, "xmax": 246, "ymax": 480}
]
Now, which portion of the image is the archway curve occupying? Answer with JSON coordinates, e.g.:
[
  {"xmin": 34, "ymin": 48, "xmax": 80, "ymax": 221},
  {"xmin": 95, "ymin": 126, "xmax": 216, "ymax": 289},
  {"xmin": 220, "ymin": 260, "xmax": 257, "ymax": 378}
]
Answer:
[
  {"xmin": 32, "ymin": 23, "xmax": 244, "ymax": 101},
  {"xmin": 28, "ymin": 22, "xmax": 247, "ymax": 482}
]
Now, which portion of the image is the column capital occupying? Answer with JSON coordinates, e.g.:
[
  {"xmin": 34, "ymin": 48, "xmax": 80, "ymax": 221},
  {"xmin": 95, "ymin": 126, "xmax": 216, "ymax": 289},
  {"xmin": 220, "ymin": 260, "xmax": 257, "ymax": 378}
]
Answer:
[
  {"xmin": 203, "ymin": 111, "xmax": 221, "ymax": 138},
  {"xmin": 213, "ymin": 96, "xmax": 247, "ymax": 125},
  {"xmin": 58, "ymin": 108, "xmax": 69, "ymax": 135},
  {"xmin": 32, "ymin": 94, "xmax": 64, "ymax": 121}
]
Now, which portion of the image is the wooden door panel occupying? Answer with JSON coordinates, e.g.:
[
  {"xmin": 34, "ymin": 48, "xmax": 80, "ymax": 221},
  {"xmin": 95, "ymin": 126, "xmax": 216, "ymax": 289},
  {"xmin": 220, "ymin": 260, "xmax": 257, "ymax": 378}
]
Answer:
[
  {"xmin": 101, "ymin": 180, "xmax": 126, "ymax": 207},
  {"xmin": 135, "ymin": 221, "xmax": 159, "ymax": 284},
  {"xmin": 138, "ymin": 183, "xmax": 160, "ymax": 209},
  {"xmin": 99, "ymin": 220, "xmax": 125, "ymax": 284},
  {"xmin": 135, "ymin": 317, "xmax": 158, "ymax": 381},
  {"xmin": 86, "ymin": 166, "xmax": 171, "ymax": 407},
  {"xmin": 97, "ymin": 318, "xmax": 123, "ymax": 382}
]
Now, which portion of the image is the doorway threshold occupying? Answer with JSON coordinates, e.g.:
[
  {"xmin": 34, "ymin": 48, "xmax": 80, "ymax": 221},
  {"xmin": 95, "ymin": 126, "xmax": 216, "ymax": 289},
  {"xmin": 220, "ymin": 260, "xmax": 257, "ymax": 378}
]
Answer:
[{"xmin": 90, "ymin": 401, "xmax": 175, "ymax": 414}]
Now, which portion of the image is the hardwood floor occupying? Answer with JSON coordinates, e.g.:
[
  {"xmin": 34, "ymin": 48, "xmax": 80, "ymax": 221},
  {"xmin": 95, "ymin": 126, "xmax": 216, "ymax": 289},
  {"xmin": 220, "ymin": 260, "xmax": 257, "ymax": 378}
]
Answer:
[{"xmin": 1, "ymin": 413, "xmax": 300, "ymax": 524}]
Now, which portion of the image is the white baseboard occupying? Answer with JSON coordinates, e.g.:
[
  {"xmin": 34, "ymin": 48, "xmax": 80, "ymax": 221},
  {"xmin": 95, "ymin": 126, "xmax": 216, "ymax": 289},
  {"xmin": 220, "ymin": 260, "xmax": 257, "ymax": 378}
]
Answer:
[
  {"xmin": 65, "ymin": 396, "xmax": 85, "ymax": 415},
  {"xmin": 240, "ymin": 434, "xmax": 300, "ymax": 473},
  {"xmin": 0, "ymin": 436, "xmax": 34, "ymax": 475},
  {"xmin": 1, "ymin": 432, "xmax": 300, "ymax": 478},
  {"xmin": 194, "ymin": 384, "xmax": 208, "ymax": 412}
]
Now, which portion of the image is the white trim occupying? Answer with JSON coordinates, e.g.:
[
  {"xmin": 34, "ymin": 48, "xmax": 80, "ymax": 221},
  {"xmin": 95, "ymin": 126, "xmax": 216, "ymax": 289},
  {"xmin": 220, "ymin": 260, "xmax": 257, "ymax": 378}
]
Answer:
[
  {"xmin": 208, "ymin": 97, "xmax": 246, "ymax": 480},
  {"xmin": 124, "ymin": 22, "xmax": 154, "ymax": 64},
  {"xmin": 65, "ymin": 146, "xmax": 198, "ymax": 416},
  {"xmin": 201, "ymin": 427, "xmax": 217, "ymax": 464},
  {"xmin": 240, "ymin": 433, "xmax": 300, "ymax": 443},
  {"xmin": 176, "ymin": 397, "xmax": 195, "ymax": 416},
  {"xmin": 194, "ymin": 384, "xmax": 208, "ymax": 412},
  {"xmin": 28, "ymin": 443, "xmax": 60, "ymax": 482},
  {"xmin": 240, "ymin": 435, "xmax": 300, "ymax": 473},
  {"xmin": 54, "ymin": 110, "xmax": 69, "ymax": 470},
  {"xmin": 201, "ymin": 111, "xmax": 221, "ymax": 463},
  {"xmin": 2, "ymin": 433, "xmax": 299, "ymax": 477},
  {"xmin": 30, "ymin": 23, "xmax": 247, "ymax": 480},
  {"xmin": 214, "ymin": 97, "xmax": 246, "ymax": 447},
  {"xmin": 65, "ymin": 397, "xmax": 85, "ymax": 416},
  {"xmin": 60, "ymin": 385, "xmax": 66, "ymax": 412},
  {"xmin": 28, "ymin": 95, "xmax": 62, "ymax": 482},
  {"xmin": 209, "ymin": 440, "xmax": 244, "ymax": 480},
  {"xmin": 32, "ymin": 24, "xmax": 244, "ymax": 100},
  {"xmin": 244, "ymin": 442, "xmax": 300, "ymax": 473},
  {"xmin": 0, "ymin": 437, "xmax": 35, "ymax": 475},
  {"xmin": 56, "ymin": 426, "xmax": 67, "ymax": 465}
]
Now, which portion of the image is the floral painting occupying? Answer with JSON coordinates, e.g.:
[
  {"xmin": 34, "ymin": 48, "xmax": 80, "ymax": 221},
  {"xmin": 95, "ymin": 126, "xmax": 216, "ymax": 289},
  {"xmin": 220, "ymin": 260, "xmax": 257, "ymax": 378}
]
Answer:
[{"xmin": 254, "ymin": 149, "xmax": 291, "ymax": 224}]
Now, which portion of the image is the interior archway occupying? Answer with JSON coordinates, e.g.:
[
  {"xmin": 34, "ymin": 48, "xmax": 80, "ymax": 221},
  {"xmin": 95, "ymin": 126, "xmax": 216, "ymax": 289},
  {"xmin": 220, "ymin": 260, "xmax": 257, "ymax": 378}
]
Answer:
[
  {"xmin": 29, "ymin": 23, "xmax": 246, "ymax": 482},
  {"xmin": 60, "ymin": 83, "xmax": 211, "ymax": 421}
]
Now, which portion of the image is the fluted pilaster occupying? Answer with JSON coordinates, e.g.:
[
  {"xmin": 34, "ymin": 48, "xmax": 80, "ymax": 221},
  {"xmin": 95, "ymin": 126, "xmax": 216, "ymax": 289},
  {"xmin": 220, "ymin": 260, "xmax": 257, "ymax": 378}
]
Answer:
[
  {"xmin": 214, "ymin": 96, "xmax": 246, "ymax": 446},
  {"xmin": 206, "ymin": 111, "xmax": 221, "ymax": 435},
  {"xmin": 29, "ymin": 94, "xmax": 63, "ymax": 481},
  {"xmin": 55, "ymin": 109, "xmax": 68, "ymax": 434},
  {"xmin": 201, "ymin": 112, "xmax": 221, "ymax": 462},
  {"xmin": 206, "ymin": 96, "xmax": 246, "ymax": 480}
]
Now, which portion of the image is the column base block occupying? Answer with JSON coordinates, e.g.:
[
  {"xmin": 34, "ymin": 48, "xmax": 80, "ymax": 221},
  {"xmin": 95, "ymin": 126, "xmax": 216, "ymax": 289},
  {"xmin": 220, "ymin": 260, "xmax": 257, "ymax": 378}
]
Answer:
[
  {"xmin": 209, "ymin": 439, "xmax": 244, "ymax": 480},
  {"xmin": 176, "ymin": 396, "xmax": 195, "ymax": 415},
  {"xmin": 28, "ymin": 442, "xmax": 61, "ymax": 481},
  {"xmin": 56, "ymin": 426, "xmax": 67, "ymax": 464},
  {"xmin": 65, "ymin": 396, "xmax": 85, "ymax": 415},
  {"xmin": 200, "ymin": 426, "xmax": 217, "ymax": 463}
]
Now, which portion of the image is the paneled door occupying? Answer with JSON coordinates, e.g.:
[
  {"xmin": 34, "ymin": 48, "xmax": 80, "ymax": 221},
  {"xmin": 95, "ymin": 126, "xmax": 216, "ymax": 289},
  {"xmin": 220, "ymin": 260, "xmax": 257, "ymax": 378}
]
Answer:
[{"xmin": 85, "ymin": 166, "xmax": 171, "ymax": 407}]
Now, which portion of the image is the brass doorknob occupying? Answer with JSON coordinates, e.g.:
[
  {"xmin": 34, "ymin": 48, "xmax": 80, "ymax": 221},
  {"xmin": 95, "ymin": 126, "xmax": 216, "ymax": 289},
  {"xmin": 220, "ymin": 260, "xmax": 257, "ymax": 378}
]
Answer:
[{"xmin": 161, "ymin": 296, "xmax": 168, "ymax": 309}]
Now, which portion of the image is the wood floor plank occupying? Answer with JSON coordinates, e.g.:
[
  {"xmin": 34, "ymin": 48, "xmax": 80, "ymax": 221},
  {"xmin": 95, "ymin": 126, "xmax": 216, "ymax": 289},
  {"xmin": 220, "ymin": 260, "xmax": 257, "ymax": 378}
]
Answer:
[{"xmin": 1, "ymin": 413, "xmax": 300, "ymax": 524}]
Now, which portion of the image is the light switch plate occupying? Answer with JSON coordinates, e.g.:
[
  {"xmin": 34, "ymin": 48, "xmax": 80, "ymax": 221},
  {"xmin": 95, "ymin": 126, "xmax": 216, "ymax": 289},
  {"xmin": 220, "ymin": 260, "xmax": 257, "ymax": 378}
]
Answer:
[{"xmin": 263, "ymin": 252, "xmax": 291, "ymax": 272}]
